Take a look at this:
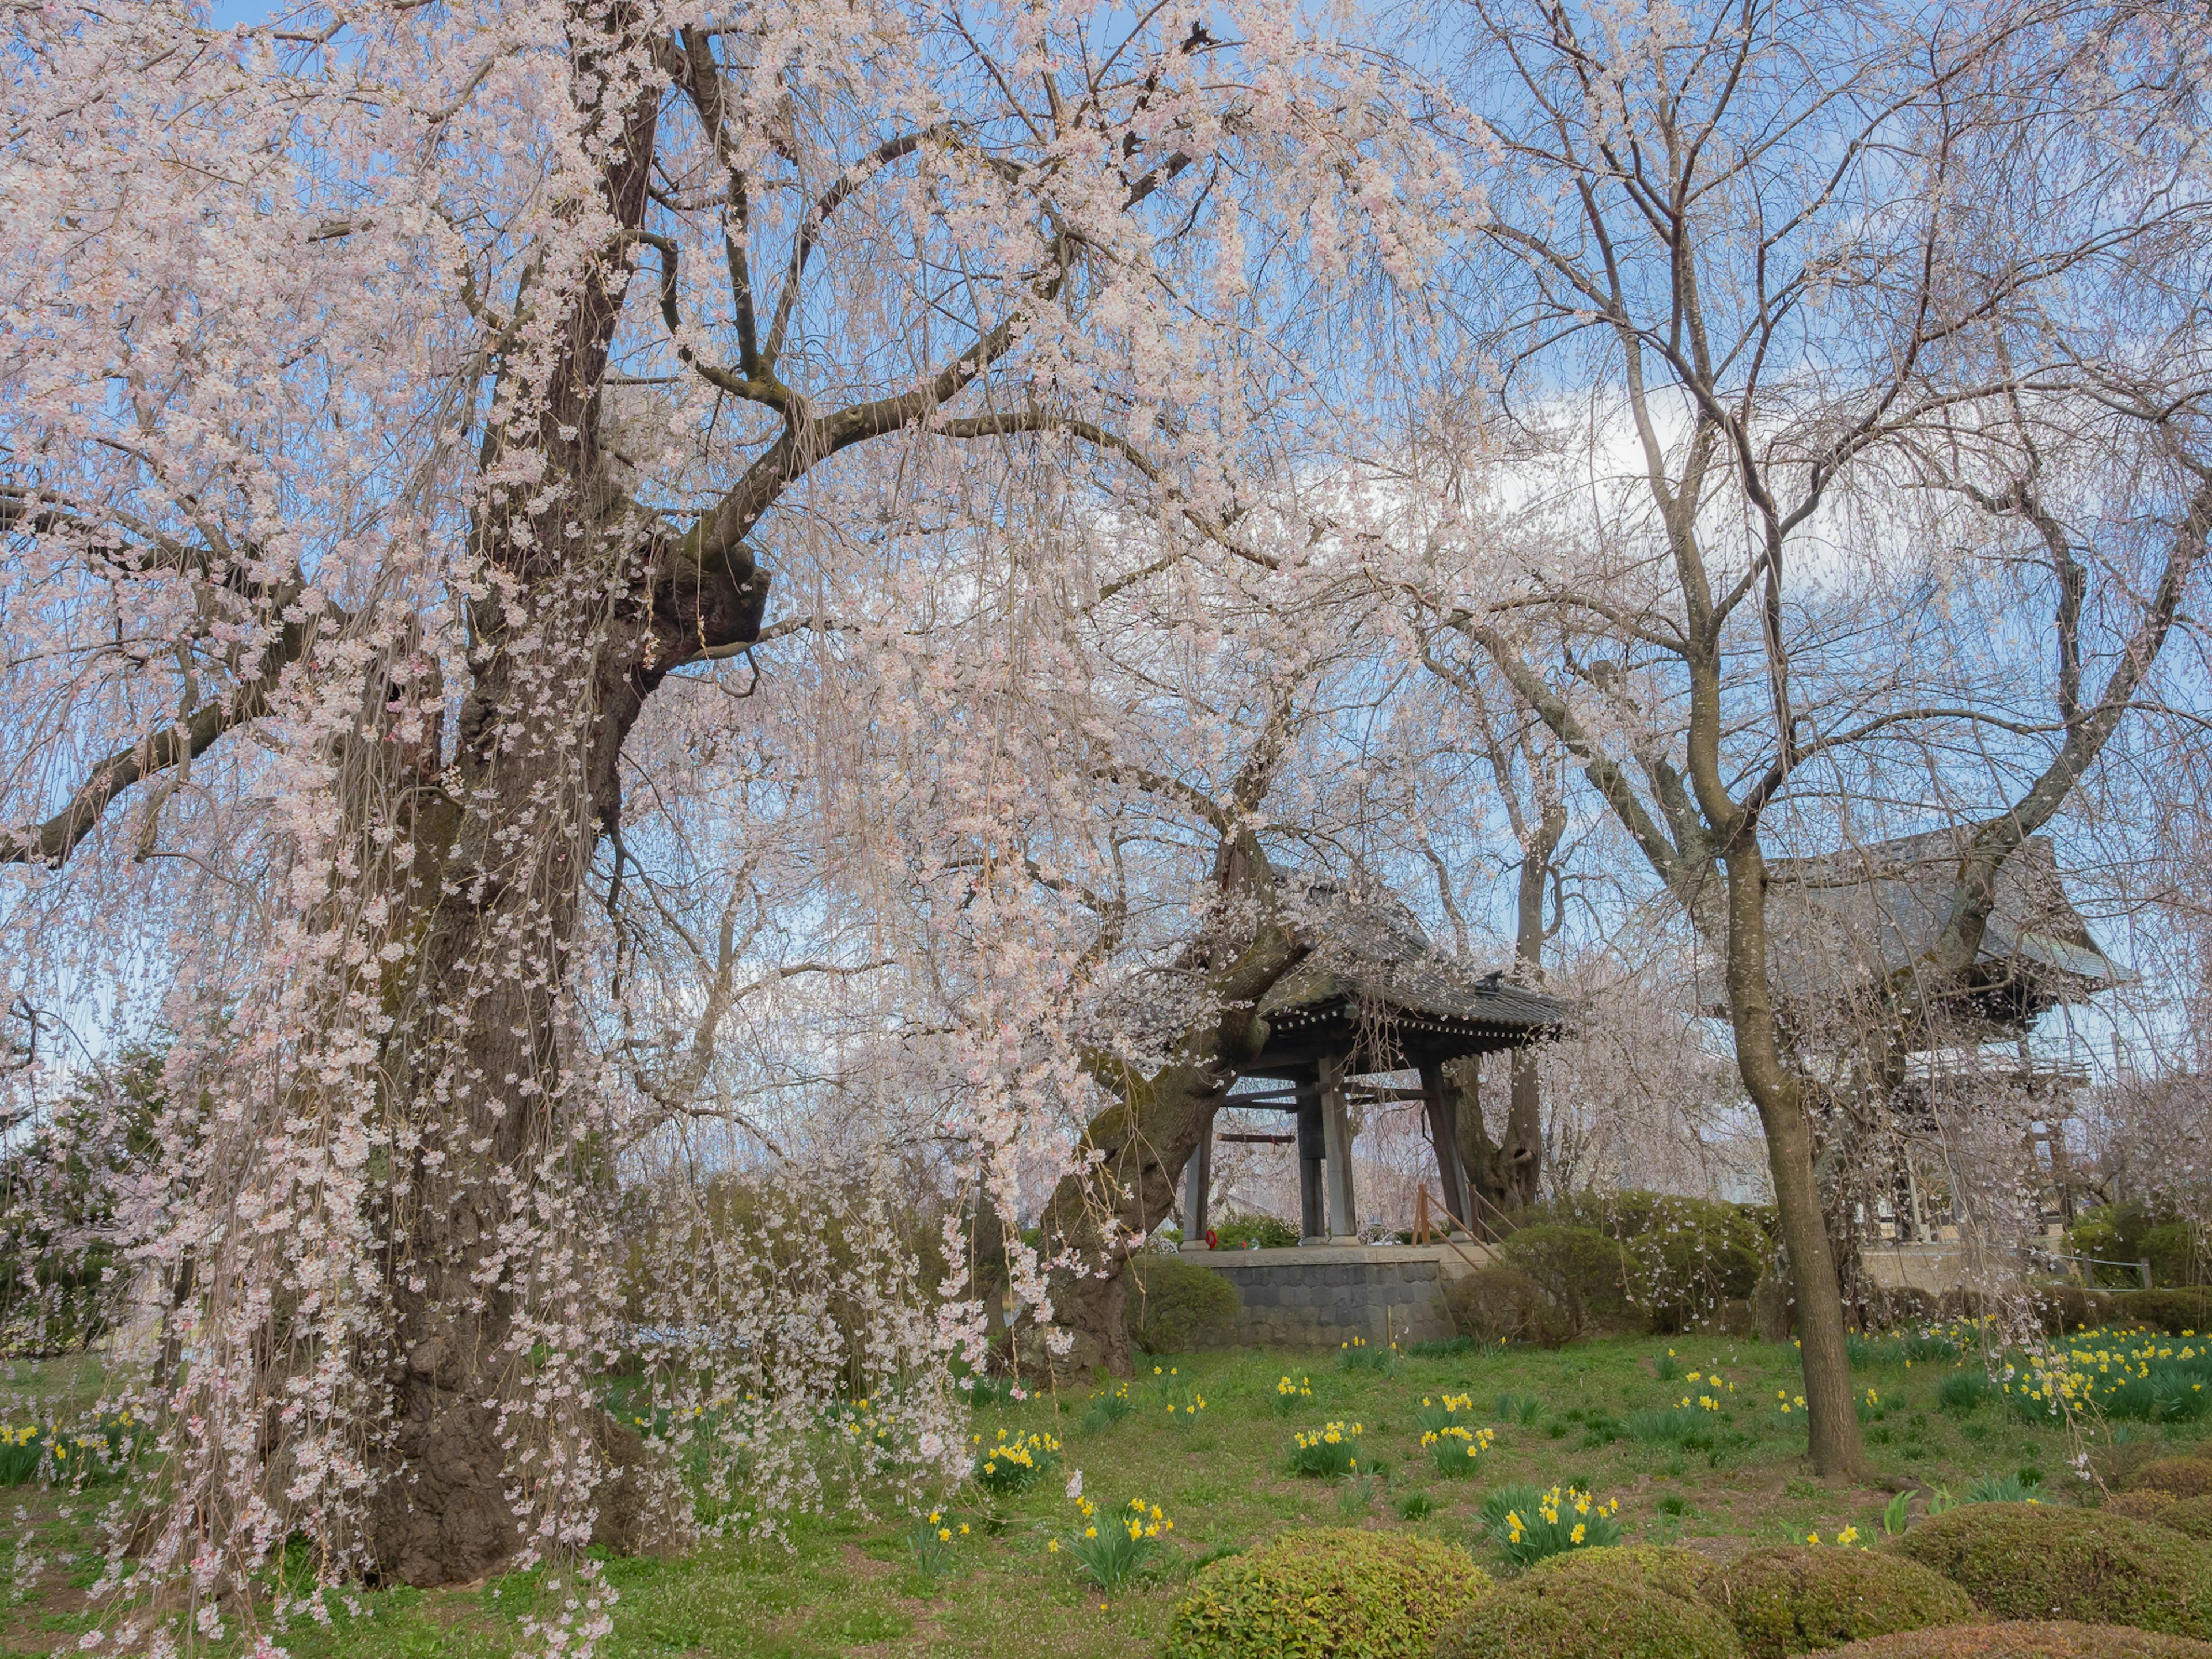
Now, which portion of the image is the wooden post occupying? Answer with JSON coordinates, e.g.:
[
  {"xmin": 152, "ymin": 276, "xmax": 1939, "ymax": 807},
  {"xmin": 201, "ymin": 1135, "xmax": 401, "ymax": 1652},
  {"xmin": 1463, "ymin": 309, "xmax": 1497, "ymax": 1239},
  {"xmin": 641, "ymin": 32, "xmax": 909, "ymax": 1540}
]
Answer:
[
  {"xmin": 1414, "ymin": 1186, "xmax": 1430, "ymax": 1246},
  {"xmin": 1419, "ymin": 1061, "xmax": 1468, "ymax": 1230},
  {"xmin": 1295, "ymin": 1078, "xmax": 1327, "ymax": 1242},
  {"xmin": 1319, "ymin": 1054, "xmax": 1359, "ymax": 1243},
  {"xmin": 1183, "ymin": 1105, "xmax": 1214, "ymax": 1245}
]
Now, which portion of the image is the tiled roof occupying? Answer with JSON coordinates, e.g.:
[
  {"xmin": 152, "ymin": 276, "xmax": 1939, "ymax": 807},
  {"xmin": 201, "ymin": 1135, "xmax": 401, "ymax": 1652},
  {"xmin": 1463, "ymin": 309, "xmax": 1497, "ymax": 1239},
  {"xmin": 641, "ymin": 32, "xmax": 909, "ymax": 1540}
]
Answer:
[
  {"xmin": 1757, "ymin": 830, "xmax": 2129, "ymax": 1007},
  {"xmin": 1256, "ymin": 879, "xmax": 1569, "ymax": 1032}
]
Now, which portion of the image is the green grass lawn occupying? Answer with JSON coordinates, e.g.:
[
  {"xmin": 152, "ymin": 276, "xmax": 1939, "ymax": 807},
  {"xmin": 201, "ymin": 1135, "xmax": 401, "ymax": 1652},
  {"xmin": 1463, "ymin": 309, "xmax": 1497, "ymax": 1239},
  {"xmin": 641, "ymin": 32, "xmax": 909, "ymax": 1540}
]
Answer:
[{"xmin": 0, "ymin": 1333, "xmax": 2199, "ymax": 1658}]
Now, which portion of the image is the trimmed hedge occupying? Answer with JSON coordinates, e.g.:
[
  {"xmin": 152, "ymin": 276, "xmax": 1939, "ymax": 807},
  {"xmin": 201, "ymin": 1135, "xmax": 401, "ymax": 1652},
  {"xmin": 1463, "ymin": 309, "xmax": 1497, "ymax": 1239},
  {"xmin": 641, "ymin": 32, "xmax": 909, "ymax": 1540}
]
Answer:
[
  {"xmin": 1705, "ymin": 1546, "xmax": 1976, "ymax": 1657},
  {"xmin": 1891, "ymin": 1503, "xmax": 2212, "ymax": 1639},
  {"xmin": 2113, "ymin": 1290, "xmax": 2212, "ymax": 1336},
  {"xmin": 2107, "ymin": 1492, "xmax": 2184, "ymax": 1524},
  {"xmin": 2029, "ymin": 1286, "xmax": 2126, "ymax": 1335},
  {"xmin": 1162, "ymin": 1526, "xmax": 1488, "ymax": 1659},
  {"xmin": 1525, "ymin": 1544, "xmax": 1714, "ymax": 1603},
  {"xmin": 2133, "ymin": 1460, "xmax": 2212, "ymax": 1500},
  {"xmin": 1125, "ymin": 1255, "xmax": 1240, "ymax": 1355},
  {"xmin": 1434, "ymin": 1568, "xmax": 1745, "ymax": 1659},
  {"xmin": 1830, "ymin": 1622, "xmax": 2212, "ymax": 1657},
  {"xmin": 2142, "ymin": 1497, "xmax": 2212, "ymax": 1544}
]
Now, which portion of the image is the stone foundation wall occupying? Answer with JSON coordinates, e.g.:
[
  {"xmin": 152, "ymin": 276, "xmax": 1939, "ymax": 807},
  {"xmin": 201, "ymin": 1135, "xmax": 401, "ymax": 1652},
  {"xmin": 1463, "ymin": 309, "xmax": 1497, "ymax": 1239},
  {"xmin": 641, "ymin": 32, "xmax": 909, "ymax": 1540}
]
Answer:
[{"xmin": 1175, "ymin": 1242, "xmax": 1497, "ymax": 1351}]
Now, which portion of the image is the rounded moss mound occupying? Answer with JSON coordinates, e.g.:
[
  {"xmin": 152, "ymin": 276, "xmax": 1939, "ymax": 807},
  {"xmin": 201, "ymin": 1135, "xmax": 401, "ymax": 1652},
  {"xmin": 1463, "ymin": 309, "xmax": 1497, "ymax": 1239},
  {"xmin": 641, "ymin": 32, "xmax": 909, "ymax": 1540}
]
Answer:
[
  {"xmin": 1891, "ymin": 1503, "xmax": 2212, "ymax": 1639},
  {"xmin": 2133, "ymin": 1460, "xmax": 2212, "ymax": 1500},
  {"xmin": 2142, "ymin": 1497, "xmax": 2212, "ymax": 1544},
  {"xmin": 1704, "ymin": 1546, "xmax": 1976, "ymax": 1657},
  {"xmin": 2108, "ymin": 1492, "xmax": 2183, "ymax": 1524},
  {"xmin": 1163, "ymin": 1526, "xmax": 1490, "ymax": 1659},
  {"xmin": 1525, "ymin": 1544, "xmax": 1714, "ymax": 1603},
  {"xmin": 1828, "ymin": 1621, "xmax": 2212, "ymax": 1657},
  {"xmin": 1434, "ymin": 1571, "xmax": 1745, "ymax": 1659}
]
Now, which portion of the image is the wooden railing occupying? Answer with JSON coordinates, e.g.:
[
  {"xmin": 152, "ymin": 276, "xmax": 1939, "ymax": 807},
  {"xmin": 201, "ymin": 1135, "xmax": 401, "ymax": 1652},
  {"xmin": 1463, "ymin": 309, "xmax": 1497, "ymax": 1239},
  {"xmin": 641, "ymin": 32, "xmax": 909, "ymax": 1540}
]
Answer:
[{"xmin": 1412, "ymin": 1188, "xmax": 1498, "ymax": 1277}]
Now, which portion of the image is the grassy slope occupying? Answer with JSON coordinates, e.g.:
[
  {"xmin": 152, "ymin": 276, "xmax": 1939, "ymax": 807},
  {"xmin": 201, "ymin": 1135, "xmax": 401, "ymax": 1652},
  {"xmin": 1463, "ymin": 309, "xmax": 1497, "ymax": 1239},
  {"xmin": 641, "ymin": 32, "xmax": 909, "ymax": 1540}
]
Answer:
[{"xmin": 0, "ymin": 1334, "xmax": 2198, "ymax": 1658}]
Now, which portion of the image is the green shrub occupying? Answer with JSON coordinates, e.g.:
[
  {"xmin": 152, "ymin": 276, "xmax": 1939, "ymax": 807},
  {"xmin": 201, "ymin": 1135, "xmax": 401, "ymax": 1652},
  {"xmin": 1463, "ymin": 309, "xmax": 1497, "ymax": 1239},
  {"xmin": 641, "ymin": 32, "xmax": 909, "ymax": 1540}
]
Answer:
[
  {"xmin": 1703, "ymin": 1546, "xmax": 1974, "ymax": 1658},
  {"xmin": 1524, "ymin": 1544, "xmax": 1714, "ymax": 1602},
  {"xmin": 1542, "ymin": 1191, "xmax": 1774, "ymax": 1332},
  {"xmin": 2132, "ymin": 1460, "xmax": 2212, "ymax": 1499},
  {"xmin": 1827, "ymin": 1622, "xmax": 2212, "ymax": 1657},
  {"xmin": 1209, "ymin": 1210, "xmax": 1300, "ymax": 1251},
  {"xmin": 2146, "ymin": 1223, "xmax": 2211, "ymax": 1290},
  {"xmin": 2029, "ymin": 1285, "xmax": 2126, "ymax": 1335},
  {"xmin": 1163, "ymin": 1525, "xmax": 1490, "ymax": 1659},
  {"xmin": 1445, "ymin": 1266, "xmax": 1548, "ymax": 1345},
  {"xmin": 1125, "ymin": 1255, "xmax": 1240, "ymax": 1354},
  {"xmin": 1859, "ymin": 1288, "xmax": 1944, "ymax": 1333},
  {"xmin": 2113, "ymin": 1290, "xmax": 2212, "ymax": 1336},
  {"xmin": 1434, "ymin": 1571, "xmax": 1744, "ymax": 1659},
  {"xmin": 1501, "ymin": 1225, "xmax": 1636, "ymax": 1338},
  {"xmin": 2070, "ymin": 1203, "xmax": 2207, "ymax": 1290},
  {"xmin": 1890, "ymin": 1502, "xmax": 2212, "ymax": 1638}
]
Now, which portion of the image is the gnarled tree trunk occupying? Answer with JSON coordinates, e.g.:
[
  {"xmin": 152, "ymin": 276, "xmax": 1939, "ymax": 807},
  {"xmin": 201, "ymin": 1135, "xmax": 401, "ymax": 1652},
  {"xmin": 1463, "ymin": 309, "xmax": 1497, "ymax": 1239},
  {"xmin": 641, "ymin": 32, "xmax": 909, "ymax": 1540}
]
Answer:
[{"xmin": 1029, "ymin": 832, "xmax": 1305, "ymax": 1379}]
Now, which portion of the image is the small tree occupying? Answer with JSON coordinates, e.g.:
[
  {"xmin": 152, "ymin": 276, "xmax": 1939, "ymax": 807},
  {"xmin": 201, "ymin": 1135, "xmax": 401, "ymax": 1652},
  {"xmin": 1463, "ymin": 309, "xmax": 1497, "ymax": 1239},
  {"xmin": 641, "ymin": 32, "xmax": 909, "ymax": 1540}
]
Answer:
[{"xmin": 1398, "ymin": 0, "xmax": 2212, "ymax": 1474}]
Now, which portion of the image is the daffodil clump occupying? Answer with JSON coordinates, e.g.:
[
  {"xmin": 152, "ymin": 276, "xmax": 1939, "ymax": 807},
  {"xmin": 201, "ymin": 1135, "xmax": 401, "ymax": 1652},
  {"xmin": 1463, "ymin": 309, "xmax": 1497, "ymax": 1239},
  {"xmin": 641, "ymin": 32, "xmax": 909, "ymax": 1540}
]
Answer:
[
  {"xmin": 0, "ymin": 1411, "xmax": 145, "ymax": 1487},
  {"xmin": 1998, "ymin": 1327, "xmax": 2210, "ymax": 1424},
  {"xmin": 1084, "ymin": 1380, "xmax": 1137, "ymax": 1431},
  {"xmin": 1491, "ymin": 1483, "xmax": 1622, "ymax": 1566},
  {"xmin": 906, "ymin": 1506, "xmax": 972, "ymax": 1580},
  {"xmin": 970, "ymin": 1426, "xmax": 1061, "ymax": 1495},
  {"xmin": 1152, "ymin": 1365, "xmax": 1206, "ymax": 1424},
  {"xmin": 1423, "ymin": 1421, "xmax": 1497, "ymax": 1477},
  {"xmin": 1798, "ymin": 1524, "xmax": 1865, "ymax": 1546},
  {"xmin": 830, "ymin": 1394, "xmax": 897, "ymax": 1450},
  {"xmin": 1271, "ymin": 1374, "xmax": 1313, "ymax": 1416},
  {"xmin": 1337, "ymin": 1335, "xmax": 1396, "ymax": 1375},
  {"xmin": 1678, "ymin": 1366, "xmax": 1735, "ymax": 1404},
  {"xmin": 1287, "ymin": 1421, "xmax": 1363, "ymax": 1478},
  {"xmin": 1414, "ymin": 1392, "xmax": 1477, "ymax": 1435},
  {"xmin": 1059, "ymin": 1494, "xmax": 1173, "ymax": 1591}
]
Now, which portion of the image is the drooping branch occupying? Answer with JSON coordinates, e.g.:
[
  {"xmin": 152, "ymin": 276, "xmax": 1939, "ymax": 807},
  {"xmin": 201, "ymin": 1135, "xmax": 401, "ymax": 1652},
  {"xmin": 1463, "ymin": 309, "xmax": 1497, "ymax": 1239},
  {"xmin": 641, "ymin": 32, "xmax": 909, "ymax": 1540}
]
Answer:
[
  {"xmin": 0, "ymin": 605, "xmax": 319, "ymax": 872},
  {"xmin": 1924, "ymin": 463, "xmax": 2212, "ymax": 979}
]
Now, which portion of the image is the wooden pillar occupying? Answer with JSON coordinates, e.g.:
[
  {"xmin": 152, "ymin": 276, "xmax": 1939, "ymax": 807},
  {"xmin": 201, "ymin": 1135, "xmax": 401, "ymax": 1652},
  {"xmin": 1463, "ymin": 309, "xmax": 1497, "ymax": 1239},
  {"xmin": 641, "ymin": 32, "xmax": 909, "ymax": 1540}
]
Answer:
[
  {"xmin": 1182, "ymin": 1106, "xmax": 1214, "ymax": 1244},
  {"xmin": 1295, "ymin": 1078, "xmax": 1327, "ymax": 1242},
  {"xmin": 1419, "ymin": 1061, "xmax": 1469, "ymax": 1229},
  {"xmin": 1319, "ymin": 1055, "xmax": 1359, "ymax": 1243}
]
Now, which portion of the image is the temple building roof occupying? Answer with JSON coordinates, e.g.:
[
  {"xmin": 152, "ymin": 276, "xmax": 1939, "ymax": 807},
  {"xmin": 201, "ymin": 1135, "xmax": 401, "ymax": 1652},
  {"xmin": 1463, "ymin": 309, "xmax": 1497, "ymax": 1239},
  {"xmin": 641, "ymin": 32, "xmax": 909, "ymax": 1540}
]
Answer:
[
  {"xmin": 1245, "ymin": 879, "xmax": 1569, "ymax": 1078},
  {"xmin": 1748, "ymin": 829, "xmax": 2130, "ymax": 1044}
]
